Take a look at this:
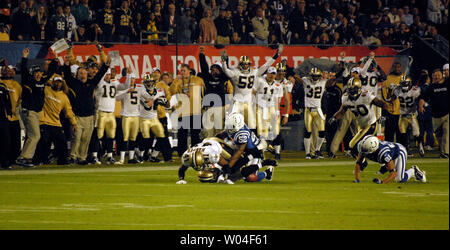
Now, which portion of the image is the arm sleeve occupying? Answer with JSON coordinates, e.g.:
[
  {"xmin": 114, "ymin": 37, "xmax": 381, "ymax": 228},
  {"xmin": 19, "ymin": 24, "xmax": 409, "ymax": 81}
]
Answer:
[
  {"xmin": 360, "ymin": 57, "xmax": 372, "ymax": 77},
  {"xmin": 91, "ymin": 63, "xmax": 109, "ymax": 88},
  {"xmin": 199, "ymin": 52, "xmax": 210, "ymax": 77},
  {"xmin": 221, "ymin": 60, "xmax": 237, "ymax": 79},
  {"xmin": 20, "ymin": 58, "xmax": 30, "ymax": 87},
  {"xmin": 256, "ymin": 57, "xmax": 276, "ymax": 76}
]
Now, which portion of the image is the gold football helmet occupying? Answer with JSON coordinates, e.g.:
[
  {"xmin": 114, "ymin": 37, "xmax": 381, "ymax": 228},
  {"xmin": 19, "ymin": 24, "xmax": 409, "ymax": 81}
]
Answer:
[
  {"xmin": 347, "ymin": 77, "xmax": 362, "ymax": 100},
  {"xmin": 238, "ymin": 56, "xmax": 251, "ymax": 73},
  {"xmin": 182, "ymin": 148, "xmax": 205, "ymax": 171},
  {"xmin": 275, "ymin": 62, "xmax": 287, "ymax": 72},
  {"xmin": 142, "ymin": 73, "xmax": 157, "ymax": 88},
  {"xmin": 310, "ymin": 67, "xmax": 322, "ymax": 82},
  {"xmin": 400, "ymin": 75, "xmax": 413, "ymax": 92}
]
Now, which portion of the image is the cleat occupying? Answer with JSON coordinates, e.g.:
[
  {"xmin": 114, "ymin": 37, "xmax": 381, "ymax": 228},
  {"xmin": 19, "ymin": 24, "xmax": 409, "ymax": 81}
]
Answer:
[
  {"xmin": 262, "ymin": 159, "xmax": 278, "ymax": 167},
  {"xmin": 412, "ymin": 165, "xmax": 427, "ymax": 183},
  {"xmin": 424, "ymin": 145, "xmax": 433, "ymax": 151},
  {"xmin": 439, "ymin": 153, "xmax": 449, "ymax": 159},
  {"xmin": 328, "ymin": 152, "xmax": 337, "ymax": 159},
  {"xmin": 266, "ymin": 145, "xmax": 276, "ymax": 155},
  {"xmin": 128, "ymin": 158, "xmax": 139, "ymax": 164},
  {"xmin": 275, "ymin": 153, "xmax": 281, "ymax": 160},
  {"xmin": 265, "ymin": 166, "xmax": 274, "ymax": 181},
  {"xmin": 305, "ymin": 154, "xmax": 315, "ymax": 159},
  {"xmin": 115, "ymin": 159, "xmax": 124, "ymax": 165},
  {"xmin": 107, "ymin": 157, "xmax": 116, "ymax": 165},
  {"xmin": 92, "ymin": 158, "xmax": 102, "ymax": 165},
  {"xmin": 15, "ymin": 158, "xmax": 34, "ymax": 168},
  {"xmin": 418, "ymin": 143, "xmax": 425, "ymax": 157},
  {"xmin": 77, "ymin": 160, "xmax": 89, "ymax": 165},
  {"xmin": 217, "ymin": 174, "xmax": 225, "ymax": 183},
  {"xmin": 149, "ymin": 157, "xmax": 161, "ymax": 163},
  {"xmin": 315, "ymin": 151, "xmax": 324, "ymax": 159},
  {"xmin": 344, "ymin": 150, "xmax": 352, "ymax": 157},
  {"xmin": 224, "ymin": 179, "xmax": 234, "ymax": 184}
]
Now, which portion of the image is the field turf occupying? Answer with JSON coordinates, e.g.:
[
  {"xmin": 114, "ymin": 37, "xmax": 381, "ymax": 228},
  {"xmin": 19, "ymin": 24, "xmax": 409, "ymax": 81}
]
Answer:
[{"xmin": 0, "ymin": 151, "xmax": 448, "ymax": 230}]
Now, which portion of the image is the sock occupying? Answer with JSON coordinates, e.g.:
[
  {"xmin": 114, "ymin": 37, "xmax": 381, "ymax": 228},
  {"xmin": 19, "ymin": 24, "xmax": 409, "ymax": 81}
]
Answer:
[
  {"xmin": 304, "ymin": 138, "xmax": 311, "ymax": 155},
  {"xmin": 92, "ymin": 152, "xmax": 98, "ymax": 158},
  {"xmin": 129, "ymin": 150, "xmax": 135, "ymax": 160},
  {"xmin": 274, "ymin": 145, "xmax": 281, "ymax": 154},
  {"xmin": 406, "ymin": 168, "xmax": 415, "ymax": 180},
  {"xmin": 316, "ymin": 137, "xmax": 325, "ymax": 152},
  {"xmin": 107, "ymin": 152, "xmax": 113, "ymax": 158},
  {"xmin": 151, "ymin": 150, "xmax": 159, "ymax": 158},
  {"xmin": 257, "ymin": 171, "xmax": 267, "ymax": 182},
  {"xmin": 120, "ymin": 151, "xmax": 126, "ymax": 161}
]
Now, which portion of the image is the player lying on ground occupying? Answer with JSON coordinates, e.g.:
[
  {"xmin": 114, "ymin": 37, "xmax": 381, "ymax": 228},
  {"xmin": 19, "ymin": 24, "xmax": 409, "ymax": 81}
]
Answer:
[
  {"xmin": 354, "ymin": 135, "xmax": 427, "ymax": 184},
  {"xmin": 176, "ymin": 136, "xmax": 277, "ymax": 184}
]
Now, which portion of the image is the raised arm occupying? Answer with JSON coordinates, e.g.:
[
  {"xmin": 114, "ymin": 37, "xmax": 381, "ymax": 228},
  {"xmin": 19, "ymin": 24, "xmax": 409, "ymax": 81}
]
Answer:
[{"xmin": 256, "ymin": 45, "xmax": 284, "ymax": 76}]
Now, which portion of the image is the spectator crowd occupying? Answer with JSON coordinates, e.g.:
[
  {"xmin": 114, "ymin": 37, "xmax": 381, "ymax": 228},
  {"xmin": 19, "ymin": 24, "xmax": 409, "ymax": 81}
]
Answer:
[{"xmin": 0, "ymin": 0, "xmax": 448, "ymax": 45}]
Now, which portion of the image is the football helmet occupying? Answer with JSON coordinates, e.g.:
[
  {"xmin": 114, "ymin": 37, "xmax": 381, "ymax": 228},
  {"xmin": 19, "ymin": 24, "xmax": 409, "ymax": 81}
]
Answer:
[
  {"xmin": 399, "ymin": 75, "xmax": 413, "ymax": 93},
  {"xmin": 225, "ymin": 112, "xmax": 245, "ymax": 134},
  {"xmin": 310, "ymin": 67, "xmax": 322, "ymax": 83},
  {"xmin": 29, "ymin": 64, "xmax": 42, "ymax": 75},
  {"xmin": 142, "ymin": 73, "xmax": 157, "ymax": 87},
  {"xmin": 275, "ymin": 62, "xmax": 286, "ymax": 73},
  {"xmin": 182, "ymin": 148, "xmax": 205, "ymax": 171},
  {"xmin": 197, "ymin": 168, "xmax": 220, "ymax": 183},
  {"xmin": 347, "ymin": 77, "xmax": 362, "ymax": 101},
  {"xmin": 358, "ymin": 135, "xmax": 380, "ymax": 154},
  {"xmin": 238, "ymin": 56, "xmax": 251, "ymax": 73}
]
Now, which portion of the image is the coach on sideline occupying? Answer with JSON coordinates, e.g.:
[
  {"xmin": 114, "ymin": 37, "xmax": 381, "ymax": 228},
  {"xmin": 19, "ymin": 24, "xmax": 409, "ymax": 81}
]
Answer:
[
  {"xmin": 62, "ymin": 53, "xmax": 110, "ymax": 165},
  {"xmin": 419, "ymin": 68, "xmax": 449, "ymax": 158}
]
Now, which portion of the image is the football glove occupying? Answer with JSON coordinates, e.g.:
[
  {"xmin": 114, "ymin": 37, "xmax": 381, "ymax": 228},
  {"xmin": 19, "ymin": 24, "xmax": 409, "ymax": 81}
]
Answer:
[
  {"xmin": 327, "ymin": 117, "xmax": 337, "ymax": 125},
  {"xmin": 176, "ymin": 180, "xmax": 187, "ymax": 184},
  {"xmin": 155, "ymin": 97, "xmax": 168, "ymax": 107},
  {"xmin": 372, "ymin": 178, "xmax": 382, "ymax": 184},
  {"xmin": 220, "ymin": 50, "xmax": 228, "ymax": 62}
]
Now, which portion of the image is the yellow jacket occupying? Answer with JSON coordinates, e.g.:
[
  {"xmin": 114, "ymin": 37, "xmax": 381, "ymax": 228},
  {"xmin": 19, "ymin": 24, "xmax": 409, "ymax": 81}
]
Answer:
[
  {"xmin": 40, "ymin": 86, "xmax": 77, "ymax": 127},
  {"xmin": 381, "ymin": 74, "xmax": 401, "ymax": 115},
  {"xmin": 0, "ymin": 79, "xmax": 22, "ymax": 121},
  {"xmin": 170, "ymin": 75, "xmax": 205, "ymax": 117}
]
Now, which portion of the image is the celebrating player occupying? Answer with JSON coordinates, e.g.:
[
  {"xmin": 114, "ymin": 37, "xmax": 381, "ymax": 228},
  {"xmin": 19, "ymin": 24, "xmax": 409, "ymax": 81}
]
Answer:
[
  {"xmin": 293, "ymin": 67, "xmax": 334, "ymax": 159},
  {"xmin": 354, "ymin": 135, "xmax": 426, "ymax": 184},
  {"xmin": 329, "ymin": 77, "xmax": 389, "ymax": 159},
  {"xmin": 220, "ymin": 44, "xmax": 284, "ymax": 131}
]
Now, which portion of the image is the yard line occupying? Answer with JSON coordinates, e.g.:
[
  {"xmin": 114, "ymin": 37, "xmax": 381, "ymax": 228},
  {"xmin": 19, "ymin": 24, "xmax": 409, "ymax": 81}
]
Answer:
[
  {"xmin": 0, "ymin": 158, "xmax": 446, "ymax": 176},
  {"xmin": 0, "ymin": 219, "xmax": 287, "ymax": 230}
]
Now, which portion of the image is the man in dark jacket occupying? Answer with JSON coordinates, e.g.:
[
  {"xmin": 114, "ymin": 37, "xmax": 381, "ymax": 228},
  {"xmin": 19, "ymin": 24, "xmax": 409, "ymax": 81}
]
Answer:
[
  {"xmin": 322, "ymin": 74, "xmax": 342, "ymax": 158},
  {"xmin": 16, "ymin": 48, "xmax": 58, "ymax": 168},
  {"xmin": 0, "ymin": 81, "xmax": 12, "ymax": 169},
  {"xmin": 198, "ymin": 46, "xmax": 233, "ymax": 138},
  {"xmin": 62, "ymin": 51, "xmax": 110, "ymax": 164}
]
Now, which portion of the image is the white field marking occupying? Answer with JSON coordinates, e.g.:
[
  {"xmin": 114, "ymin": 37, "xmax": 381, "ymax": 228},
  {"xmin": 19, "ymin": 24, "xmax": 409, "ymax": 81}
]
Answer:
[
  {"xmin": 4, "ymin": 191, "xmax": 442, "ymax": 203},
  {"xmin": 383, "ymin": 191, "xmax": 449, "ymax": 197},
  {"xmin": 0, "ymin": 158, "xmax": 447, "ymax": 176},
  {"xmin": 0, "ymin": 219, "xmax": 287, "ymax": 230}
]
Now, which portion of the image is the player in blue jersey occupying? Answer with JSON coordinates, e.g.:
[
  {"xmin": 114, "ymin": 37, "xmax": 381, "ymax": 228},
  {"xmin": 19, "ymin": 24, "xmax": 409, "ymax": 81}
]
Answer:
[
  {"xmin": 354, "ymin": 135, "xmax": 427, "ymax": 184},
  {"xmin": 216, "ymin": 112, "xmax": 277, "ymax": 182}
]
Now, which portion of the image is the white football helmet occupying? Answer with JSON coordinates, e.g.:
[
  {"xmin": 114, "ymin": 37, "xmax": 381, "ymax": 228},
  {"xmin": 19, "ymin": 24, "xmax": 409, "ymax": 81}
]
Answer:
[
  {"xmin": 358, "ymin": 135, "xmax": 380, "ymax": 154},
  {"xmin": 225, "ymin": 112, "xmax": 245, "ymax": 134}
]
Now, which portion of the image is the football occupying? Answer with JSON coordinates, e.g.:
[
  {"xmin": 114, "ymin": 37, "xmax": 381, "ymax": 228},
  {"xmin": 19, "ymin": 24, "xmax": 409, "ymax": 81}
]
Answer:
[{"xmin": 246, "ymin": 173, "xmax": 258, "ymax": 182}]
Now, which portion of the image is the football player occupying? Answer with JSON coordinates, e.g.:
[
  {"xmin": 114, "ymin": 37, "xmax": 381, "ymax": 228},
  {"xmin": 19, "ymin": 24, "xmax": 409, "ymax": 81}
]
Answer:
[
  {"xmin": 220, "ymin": 44, "xmax": 284, "ymax": 131},
  {"xmin": 329, "ymin": 77, "xmax": 390, "ymax": 159},
  {"xmin": 272, "ymin": 62, "xmax": 292, "ymax": 160},
  {"xmin": 216, "ymin": 113, "xmax": 277, "ymax": 183},
  {"xmin": 354, "ymin": 135, "xmax": 426, "ymax": 184},
  {"xmin": 176, "ymin": 137, "xmax": 234, "ymax": 184},
  {"xmin": 397, "ymin": 75, "xmax": 422, "ymax": 156},
  {"xmin": 360, "ymin": 52, "xmax": 387, "ymax": 121},
  {"xmin": 115, "ymin": 72, "xmax": 142, "ymax": 164},
  {"xmin": 293, "ymin": 67, "xmax": 335, "ymax": 159},
  {"xmin": 137, "ymin": 73, "xmax": 172, "ymax": 162},
  {"xmin": 95, "ymin": 68, "xmax": 130, "ymax": 164},
  {"xmin": 253, "ymin": 67, "xmax": 285, "ymax": 149}
]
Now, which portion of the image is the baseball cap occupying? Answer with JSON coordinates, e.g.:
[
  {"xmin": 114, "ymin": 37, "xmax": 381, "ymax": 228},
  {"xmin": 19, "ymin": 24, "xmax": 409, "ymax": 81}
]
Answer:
[
  {"xmin": 152, "ymin": 67, "xmax": 161, "ymax": 73},
  {"xmin": 267, "ymin": 66, "xmax": 277, "ymax": 74},
  {"xmin": 351, "ymin": 67, "xmax": 361, "ymax": 74},
  {"xmin": 70, "ymin": 65, "xmax": 80, "ymax": 74},
  {"xmin": 53, "ymin": 76, "xmax": 63, "ymax": 82},
  {"xmin": 443, "ymin": 63, "xmax": 449, "ymax": 70}
]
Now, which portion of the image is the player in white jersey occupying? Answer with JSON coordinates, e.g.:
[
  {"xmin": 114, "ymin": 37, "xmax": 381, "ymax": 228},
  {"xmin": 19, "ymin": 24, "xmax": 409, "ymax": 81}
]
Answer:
[
  {"xmin": 220, "ymin": 44, "xmax": 284, "ymax": 130},
  {"xmin": 95, "ymin": 68, "xmax": 129, "ymax": 164},
  {"xmin": 293, "ymin": 67, "xmax": 334, "ymax": 159},
  {"xmin": 270, "ymin": 62, "xmax": 292, "ymax": 160},
  {"xmin": 252, "ymin": 67, "xmax": 285, "ymax": 146},
  {"xmin": 397, "ymin": 75, "xmax": 422, "ymax": 155},
  {"xmin": 115, "ymin": 73, "xmax": 146, "ymax": 164},
  {"xmin": 137, "ymin": 74, "xmax": 171, "ymax": 163},
  {"xmin": 329, "ymin": 77, "xmax": 389, "ymax": 158},
  {"xmin": 176, "ymin": 137, "xmax": 234, "ymax": 184},
  {"xmin": 360, "ymin": 52, "xmax": 387, "ymax": 119}
]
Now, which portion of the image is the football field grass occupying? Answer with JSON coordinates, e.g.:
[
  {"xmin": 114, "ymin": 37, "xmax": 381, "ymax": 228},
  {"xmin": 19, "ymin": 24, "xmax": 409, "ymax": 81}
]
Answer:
[{"xmin": 0, "ymin": 152, "xmax": 448, "ymax": 230}]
